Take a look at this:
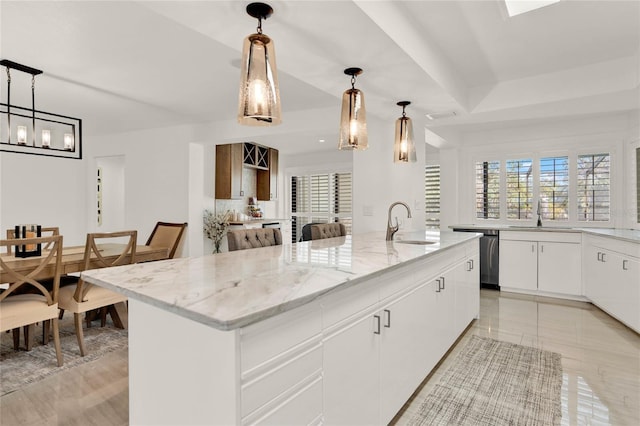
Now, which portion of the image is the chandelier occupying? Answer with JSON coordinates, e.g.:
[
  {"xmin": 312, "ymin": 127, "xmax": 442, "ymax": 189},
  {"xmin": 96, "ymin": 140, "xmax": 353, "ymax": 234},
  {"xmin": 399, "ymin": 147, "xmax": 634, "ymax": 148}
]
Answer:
[{"xmin": 1, "ymin": 59, "xmax": 82, "ymax": 159}]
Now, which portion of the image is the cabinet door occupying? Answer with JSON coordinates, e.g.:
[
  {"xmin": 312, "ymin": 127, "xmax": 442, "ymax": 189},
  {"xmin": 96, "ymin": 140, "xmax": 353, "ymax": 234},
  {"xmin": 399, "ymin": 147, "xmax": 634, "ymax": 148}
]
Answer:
[
  {"xmin": 500, "ymin": 240, "xmax": 538, "ymax": 290},
  {"xmin": 538, "ymin": 242, "xmax": 581, "ymax": 295},
  {"xmin": 323, "ymin": 312, "xmax": 379, "ymax": 426},
  {"xmin": 433, "ymin": 271, "xmax": 457, "ymax": 359},
  {"xmin": 215, "ymin": 144, "xmax": 244, "ymax": 199},
  {"xmin": 379, "ymin": 283, "xmax": 432, "ymax": 425},
  {"xmin": 257, "ymin": 148, "xmax": 278, "ymax": 201},
  {"xmin": 610, "ymin": 253, "xmax": 640, "ymax": 331},
  {"xmin": 585, "ymin": 244, "xmax": 607, "ymax": 304},
  {"xmin": 455, "ymin": 254, "xmax": 480, "ymax": 334}
]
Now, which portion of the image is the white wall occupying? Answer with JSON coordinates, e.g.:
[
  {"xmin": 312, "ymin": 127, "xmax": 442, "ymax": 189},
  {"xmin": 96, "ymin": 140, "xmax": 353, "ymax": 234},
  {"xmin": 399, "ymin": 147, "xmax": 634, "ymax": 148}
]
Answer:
[
  {"xmin": 352, "ymin": 115, "xmax": 426, "ymax": 235},
  {"xmin": 88, "ymin": 125, "xmax": 194, "ymax": 255},
  {"xmin": 0, "ymin": 152, "xmax": 87, "ymax": 246}
]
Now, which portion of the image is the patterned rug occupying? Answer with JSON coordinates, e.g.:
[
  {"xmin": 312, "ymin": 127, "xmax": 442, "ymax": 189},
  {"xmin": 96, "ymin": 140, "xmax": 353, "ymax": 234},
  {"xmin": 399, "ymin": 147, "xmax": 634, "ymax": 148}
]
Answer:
[
  {"xmin": 0, "ymin": 316, "xmax": 128, "ymax": 396},
  {"xmin": 408, "ymin": 336, "xmax": 563, "ymax": 426}
]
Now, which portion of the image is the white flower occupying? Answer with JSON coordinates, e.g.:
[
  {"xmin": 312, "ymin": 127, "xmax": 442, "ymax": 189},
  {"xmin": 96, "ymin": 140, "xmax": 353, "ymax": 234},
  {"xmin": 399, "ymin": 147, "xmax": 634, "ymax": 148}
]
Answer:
[{"xmin": 203, "ymin": 209, "xmax": 230, "ymax": 250}]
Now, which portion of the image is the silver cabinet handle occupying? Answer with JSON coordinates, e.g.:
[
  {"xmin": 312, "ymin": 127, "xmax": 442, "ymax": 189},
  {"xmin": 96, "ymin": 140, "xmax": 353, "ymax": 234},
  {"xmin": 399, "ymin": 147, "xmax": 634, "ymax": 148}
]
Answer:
[
  {"xmin": 440, "ymin": 276, "xmax": 445, "ymax": 290},
  {"xmin": 532, "ymin": 244, "xmax": 535, "ymax": 252},
  {"xmin": 373, "ymin": 315, "xmax": 381, "ymax": 335},
  {"xmin": 466, "ymin": 260, "xmax": 472, "ymax": 271},
  {"xmin": 384, "ymin": 309, "xmax": 391, "ymax": 328},
  {"xmin": 540, "ymin": 245, "xmax": 544, "ymax": 253},
  {"xmin": 597, "ymin": 252, "xmax": 602, "ymax": 261},
  {"xmin": 470, "ymin": 259, "xmax": 474, "ymax": 270},
  {"xmin": 601, "ymin": 253, "xmax": 606, "ymax": 262},
  {"xmin": 623, "ymin": 260, "xmax": 629, "ymax": 271},
  {"xmin": 435, "ymin": 278, "xmax": 441, "ymax": 293}
]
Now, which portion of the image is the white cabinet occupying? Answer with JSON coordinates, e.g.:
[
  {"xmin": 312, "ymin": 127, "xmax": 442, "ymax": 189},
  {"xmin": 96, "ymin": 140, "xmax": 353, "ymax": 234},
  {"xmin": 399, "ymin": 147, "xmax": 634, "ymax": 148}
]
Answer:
[
  {"xmin": 323, "ymin": 308, "xmax": 380, "ymax": 426},
  {"xmin": 322, "ymin": 241, "xmax": 480, "ymax": 425},
  {"xmin": 584, "ymin": 235, "xmax": 640, "ymax": 332},
  {"xmin": 538, "ymin": 241, "xmax": 581, "ymax": 295},
  {"xmin": 501, "ymin": 239, "xmax": 538, "ymax": 290},
  {"xmin": 379, "ymin": 283, "xmax": 433, "ymax": 424},
  {"xmin": 500, "ymin": 231, "xmax": 582, "ymax": 297}
]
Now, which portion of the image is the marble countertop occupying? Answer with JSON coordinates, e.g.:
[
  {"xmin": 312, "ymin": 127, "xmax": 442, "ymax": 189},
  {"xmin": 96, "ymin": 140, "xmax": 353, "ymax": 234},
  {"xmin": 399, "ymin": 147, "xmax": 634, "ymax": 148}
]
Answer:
[
  {"xmin": 450, "ymin": 224, "xmax": 640, "ymax": 243},
  {"xmin": 80, "ymin": 230, "xmax": 480, "ymax": 331}
]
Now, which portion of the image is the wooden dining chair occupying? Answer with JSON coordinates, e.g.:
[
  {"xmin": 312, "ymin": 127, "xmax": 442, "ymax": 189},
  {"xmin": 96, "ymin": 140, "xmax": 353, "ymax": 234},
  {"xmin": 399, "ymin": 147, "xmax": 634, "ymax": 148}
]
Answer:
[
  {"xmin": 0, "ymin": 235, "xmax": 64, "ymax": 366},
  {"xmin": 57, "ymin": 230, "xmax": 136, "ymax": 356},
  {"xmin": 5, "ymin": 227, "xmax": 60, "ymax": 255},
  {"xmin": 145, "ymin": 221, "xmax": 188, "ymax": 259}
]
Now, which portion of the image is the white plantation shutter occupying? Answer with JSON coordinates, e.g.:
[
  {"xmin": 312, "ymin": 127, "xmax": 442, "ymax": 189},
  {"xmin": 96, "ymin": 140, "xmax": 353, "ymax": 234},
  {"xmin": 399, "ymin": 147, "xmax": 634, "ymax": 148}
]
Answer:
[
  {"xmin": 506, "ymin": 159, "xmax": 533, "ymax": 220},
  {"xmin": 577, "ymin": 154, "xmax": 610, "ymax": 222},
  {"xmin": 424, "ymin": 165, "xmax": 440, "ymax": 228},
  {"xmin": 540, "ymin": 156, "xmax": 569, "ymax": 221},
  {"xmin": 475, "ymin": 161, "xmax": 500, "ymax": 219},
  {"xmin": 290, "ymin": 172, "xmax": 353, "ymax": 242}
]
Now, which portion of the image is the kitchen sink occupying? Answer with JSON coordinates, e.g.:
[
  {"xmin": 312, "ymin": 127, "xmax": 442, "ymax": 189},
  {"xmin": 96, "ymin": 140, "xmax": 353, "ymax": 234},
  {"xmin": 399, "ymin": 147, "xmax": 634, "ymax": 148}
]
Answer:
[{"xmin": 394, "ymin": 240, "xmax": 437, "ymax": 245}]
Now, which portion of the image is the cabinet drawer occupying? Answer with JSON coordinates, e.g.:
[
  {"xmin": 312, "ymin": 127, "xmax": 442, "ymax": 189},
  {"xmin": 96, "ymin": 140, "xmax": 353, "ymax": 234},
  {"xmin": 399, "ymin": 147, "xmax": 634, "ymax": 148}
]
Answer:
[
  {"xmin": 588, "ymin": 235, "xmax": 640, "ymax": 259},
  {"xmin": 243, "ymin": 375, "xmax": 323, "ymax": 426},
  {"xmin": 501, "ymin": 231, "xmax": 581, "ymax": 243},
  {"xmin": 241, "ymin": 304, "xmax": 322, "ymax": 373},
  {"xmin": 242, "ymin": 344, "xmax": 322, "ymax": 417}
]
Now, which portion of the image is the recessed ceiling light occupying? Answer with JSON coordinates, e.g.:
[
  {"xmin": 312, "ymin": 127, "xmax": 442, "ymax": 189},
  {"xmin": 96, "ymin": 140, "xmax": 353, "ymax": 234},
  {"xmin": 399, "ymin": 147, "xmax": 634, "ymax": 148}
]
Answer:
[
  {"xmin": 318, "ymin": 139, "xmax": 325, "ymax": 143},
  {"xmin": 504, "ymin": 0, "xmax": 560, "ymax": 17}
]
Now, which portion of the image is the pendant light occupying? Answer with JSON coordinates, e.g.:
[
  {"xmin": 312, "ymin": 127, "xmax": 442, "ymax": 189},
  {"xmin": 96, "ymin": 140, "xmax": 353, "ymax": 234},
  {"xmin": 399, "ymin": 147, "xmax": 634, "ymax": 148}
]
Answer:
[
  {"xmin": 393, "ymin": 101, "xmax": 416, "ymax": 163},
  {"xmin": 237, "ymin": 2, "xmax": 282, "ymax": 126},
  {"xmin": 338, "ymin": 67, "xmax": 368, "ymax": 150}
]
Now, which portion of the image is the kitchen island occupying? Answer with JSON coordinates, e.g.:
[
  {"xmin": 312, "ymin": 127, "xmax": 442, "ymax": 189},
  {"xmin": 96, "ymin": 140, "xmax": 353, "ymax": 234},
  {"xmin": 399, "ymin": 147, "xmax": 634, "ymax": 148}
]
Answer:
[{"xmin": 81, "ymin": 230, "xmax": 480, "ymax": 425}]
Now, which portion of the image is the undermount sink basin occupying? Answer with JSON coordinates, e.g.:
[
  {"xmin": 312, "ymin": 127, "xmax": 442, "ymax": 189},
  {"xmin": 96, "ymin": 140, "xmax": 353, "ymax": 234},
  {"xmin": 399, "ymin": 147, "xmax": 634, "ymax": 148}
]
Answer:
[{"xmin": 394, "ymin": 240, "xmax": 437, "ymax": 245}]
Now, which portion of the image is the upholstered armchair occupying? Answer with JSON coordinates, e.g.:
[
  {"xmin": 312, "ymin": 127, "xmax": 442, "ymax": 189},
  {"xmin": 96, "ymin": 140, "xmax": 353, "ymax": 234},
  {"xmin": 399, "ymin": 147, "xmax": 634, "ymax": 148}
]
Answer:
[
  {"xmin": 227, "ymin": 228, "xmax": 282, "ymax": 251},
  {"xmin": 310, "ymin": 223, "xmax": 347, "ymax": 240}
]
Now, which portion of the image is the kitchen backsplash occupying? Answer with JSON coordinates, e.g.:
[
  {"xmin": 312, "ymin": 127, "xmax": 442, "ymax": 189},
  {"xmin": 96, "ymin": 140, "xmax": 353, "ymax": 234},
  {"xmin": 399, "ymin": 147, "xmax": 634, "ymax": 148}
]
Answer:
[{"xmin": 215, "ymin": 167, "xmax": 276, "ymax": 219}]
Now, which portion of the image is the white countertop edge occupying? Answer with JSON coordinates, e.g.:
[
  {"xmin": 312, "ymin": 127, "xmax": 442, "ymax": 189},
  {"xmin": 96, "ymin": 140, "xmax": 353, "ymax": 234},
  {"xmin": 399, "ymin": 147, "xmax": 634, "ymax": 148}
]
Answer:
[{"xmin": 450, "ymin": 225, "xmax": 640, "ymax": 243}]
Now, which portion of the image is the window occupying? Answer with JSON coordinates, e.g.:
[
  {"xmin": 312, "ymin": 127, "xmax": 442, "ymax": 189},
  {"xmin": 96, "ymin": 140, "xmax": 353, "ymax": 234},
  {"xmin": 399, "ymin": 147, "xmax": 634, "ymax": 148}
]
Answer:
[
  {"xmin": 290, "ymin": 172, "xmax": 352, "ymax": 242},
  {"xmin": 475, "ymin": 161, "xmax": 500, "ymax": 219},
  {"xmin": 540, "ymin": 156, "xmax": 569, "ymax": 220},
  {"xmin": 577, "ymin": 154, "xmax": 610, "ymax": 222},
  {"xmin": 424, "ymin": 165, "xmax": 440, "ymax": 229},
  {"xmin": 506, "ymin": 159, "xmax": 533, "ymax": 220}
]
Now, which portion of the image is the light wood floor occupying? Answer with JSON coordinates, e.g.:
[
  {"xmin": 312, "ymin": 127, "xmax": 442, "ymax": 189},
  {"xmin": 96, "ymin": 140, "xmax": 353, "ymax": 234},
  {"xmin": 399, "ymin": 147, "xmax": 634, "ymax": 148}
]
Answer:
[{"xmin": 1, "ymin": 290, "xmax": 638, "ymax": 425}]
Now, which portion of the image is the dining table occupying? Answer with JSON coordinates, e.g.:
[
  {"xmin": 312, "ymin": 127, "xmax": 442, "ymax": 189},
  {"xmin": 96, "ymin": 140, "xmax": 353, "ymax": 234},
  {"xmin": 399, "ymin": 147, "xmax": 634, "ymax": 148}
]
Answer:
[{"xmin": 0, "ymin": 243, "xmax": 170, "ymax": 285}]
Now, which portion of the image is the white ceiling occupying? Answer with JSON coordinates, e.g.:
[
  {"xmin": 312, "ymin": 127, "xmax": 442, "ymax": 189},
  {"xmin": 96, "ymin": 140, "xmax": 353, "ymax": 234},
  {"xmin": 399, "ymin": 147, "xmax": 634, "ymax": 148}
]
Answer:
[{"xmin": 1, "ymin": 0, "xmax": 638, "ymax": 155}]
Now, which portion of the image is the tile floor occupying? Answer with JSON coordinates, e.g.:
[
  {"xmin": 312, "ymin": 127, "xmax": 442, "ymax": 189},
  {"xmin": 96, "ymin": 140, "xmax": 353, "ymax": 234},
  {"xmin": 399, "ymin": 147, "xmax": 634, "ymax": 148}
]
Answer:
[{"xmin": 1, "ymin": 289, "xmax": 638, "ymax": 425}]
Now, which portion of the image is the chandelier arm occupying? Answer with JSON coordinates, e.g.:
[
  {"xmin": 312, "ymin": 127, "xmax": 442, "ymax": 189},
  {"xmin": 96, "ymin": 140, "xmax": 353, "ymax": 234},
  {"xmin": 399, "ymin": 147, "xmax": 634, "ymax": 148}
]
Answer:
[
  {"xmin": 32, "ymin": 76, "xmax": 36, "ymax": 146},
  {"xmin": 6, "ymin": 67, "xmax": 10, "ymax": 144}
]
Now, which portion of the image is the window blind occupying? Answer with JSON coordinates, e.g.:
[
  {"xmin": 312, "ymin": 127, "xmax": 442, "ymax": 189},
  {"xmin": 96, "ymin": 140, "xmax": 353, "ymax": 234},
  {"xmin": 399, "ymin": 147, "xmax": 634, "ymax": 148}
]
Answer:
[
  {"xmin": 506, "ymin": 159, "xmax": 533, "ymax": 220},
  {"xmin": 291, "ymin": 172, "xmax": 353, "ymax": 242},
  {"xmin": 540, "ymin": 156, "xmax": 569, "ymax": 220},
  {"xmin": 577, "ymin": 154, "xmax": 610, "ymax": 222},
  {"xmin": 425, "ymin": 165, "xmax": 440, "ymax": 228},
  {"xmin": 475, "ymin": 161, "xmax": 500, "ymax": 219}
]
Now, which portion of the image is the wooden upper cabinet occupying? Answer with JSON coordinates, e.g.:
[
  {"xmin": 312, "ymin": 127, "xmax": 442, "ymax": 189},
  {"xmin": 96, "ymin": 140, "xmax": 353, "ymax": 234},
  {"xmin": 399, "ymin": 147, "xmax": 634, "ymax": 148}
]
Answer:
[
  {"xmin": 216, "ymin": 143, "xmax": 278, "ymax": 201},
  {"xmin": 215, "ymin": 144, "xmax": 244, "ymax": 199},
  {"xmin": 257, "ymin": 148, "xmax": 278, "ymax": 201}
]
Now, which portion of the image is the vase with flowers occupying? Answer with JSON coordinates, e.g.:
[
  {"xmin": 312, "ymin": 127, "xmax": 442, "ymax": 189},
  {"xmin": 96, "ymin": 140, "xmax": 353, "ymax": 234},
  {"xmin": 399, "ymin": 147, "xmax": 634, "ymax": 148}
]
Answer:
[{"xmin": 203, "ymin": 209, "xmax": 230, "ymax": 253}]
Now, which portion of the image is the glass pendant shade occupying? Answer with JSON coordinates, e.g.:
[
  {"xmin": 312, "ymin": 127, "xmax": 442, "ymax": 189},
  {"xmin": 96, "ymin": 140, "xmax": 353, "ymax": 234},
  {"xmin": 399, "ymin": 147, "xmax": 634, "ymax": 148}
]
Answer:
[
  {"xmin": 339, "ymin": 68, "xmax": 368, "ymax": 150},
  {"xmin": 394, "ymin": 115, "xmax": 416, "ymax": 162},
  {"xmin": 238, "ymin": 32, "xmax": 281, "ymax": 126}
]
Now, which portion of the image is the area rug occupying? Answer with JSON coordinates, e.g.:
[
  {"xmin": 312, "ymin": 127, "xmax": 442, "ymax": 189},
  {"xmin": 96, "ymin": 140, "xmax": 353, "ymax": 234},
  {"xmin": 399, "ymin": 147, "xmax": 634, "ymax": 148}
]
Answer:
[
  {"xmin": 0, "ymin": 317, "xmax": 128, "ymax": 396},
  {"xmin": 408, "ymin": 335, "xmax": 563, "ymax": 426}
]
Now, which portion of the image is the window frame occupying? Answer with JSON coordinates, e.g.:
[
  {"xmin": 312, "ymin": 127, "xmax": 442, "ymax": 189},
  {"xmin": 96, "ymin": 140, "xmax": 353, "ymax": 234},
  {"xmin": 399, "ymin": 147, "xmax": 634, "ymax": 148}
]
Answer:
[{"xmin": 471, "ymin": 148, "xmax": 615, "ymax": 228}]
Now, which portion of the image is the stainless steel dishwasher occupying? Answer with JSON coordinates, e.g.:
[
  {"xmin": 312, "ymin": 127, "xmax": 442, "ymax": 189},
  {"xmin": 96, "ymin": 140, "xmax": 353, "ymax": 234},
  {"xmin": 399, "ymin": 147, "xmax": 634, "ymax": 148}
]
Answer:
[{"xmin": 453, "ymin": 228, "xmax": 500, "ymax": 290}]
